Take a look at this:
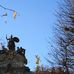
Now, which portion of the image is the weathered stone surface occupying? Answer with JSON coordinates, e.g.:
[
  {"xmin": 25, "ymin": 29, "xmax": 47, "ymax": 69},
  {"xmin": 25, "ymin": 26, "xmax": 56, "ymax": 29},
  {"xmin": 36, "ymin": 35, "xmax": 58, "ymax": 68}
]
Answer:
[
  {"xmin": 0, "ymin": 50, "xmax": 27, "ymax": 67},
  {"xmin": 0, "ymin": 67, "xmax": 33, "ymax": 74}
]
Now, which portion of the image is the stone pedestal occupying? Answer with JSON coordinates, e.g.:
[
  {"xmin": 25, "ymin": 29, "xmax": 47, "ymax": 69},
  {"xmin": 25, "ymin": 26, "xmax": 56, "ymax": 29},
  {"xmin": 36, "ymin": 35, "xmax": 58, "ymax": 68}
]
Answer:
[{"xmin": 0, "ymin": 35, "xmax": 32, "ymax": 74}]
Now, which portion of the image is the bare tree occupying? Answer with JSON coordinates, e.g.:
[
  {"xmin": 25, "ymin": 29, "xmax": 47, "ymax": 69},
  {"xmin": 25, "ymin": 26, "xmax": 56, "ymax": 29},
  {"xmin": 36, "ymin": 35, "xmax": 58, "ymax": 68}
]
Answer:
[
  {"xmin": 54, "ymin": 0, "xmax": 74, "ymax": 74},
  {"xmin": 46, "ymin": 0, "xmax": 74, "ymax": 73}
]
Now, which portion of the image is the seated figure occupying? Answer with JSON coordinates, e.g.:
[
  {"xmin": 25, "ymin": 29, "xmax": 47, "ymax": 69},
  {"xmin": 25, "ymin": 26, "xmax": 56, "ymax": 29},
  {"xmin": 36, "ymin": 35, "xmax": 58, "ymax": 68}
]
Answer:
[
  {"xmin": 17, "ymin": 47, "xmax": 25, "ymax": 56},
  {"xmin": 17, "ymin": 47, "xmax": 27, "ymax": 64}
]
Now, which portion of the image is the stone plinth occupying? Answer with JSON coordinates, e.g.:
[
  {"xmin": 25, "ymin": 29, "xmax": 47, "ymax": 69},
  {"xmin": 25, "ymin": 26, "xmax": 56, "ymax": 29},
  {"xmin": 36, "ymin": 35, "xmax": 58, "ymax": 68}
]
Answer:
[{"xmin": 0, "ymin": 35, "xmax": 32, "ymax": 74}]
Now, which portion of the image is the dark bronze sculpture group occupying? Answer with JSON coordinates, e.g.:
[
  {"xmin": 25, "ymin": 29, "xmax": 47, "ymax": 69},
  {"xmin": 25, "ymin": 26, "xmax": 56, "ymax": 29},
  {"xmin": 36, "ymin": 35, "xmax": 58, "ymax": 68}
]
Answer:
[{"xmin": 0, "ymin": 35, "xmax": 30, "ymax": 74}]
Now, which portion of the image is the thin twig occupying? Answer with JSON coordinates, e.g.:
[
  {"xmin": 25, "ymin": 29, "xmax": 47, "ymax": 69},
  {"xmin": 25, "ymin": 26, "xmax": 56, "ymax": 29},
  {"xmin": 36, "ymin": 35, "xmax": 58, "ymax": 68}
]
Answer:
[{"xmin": 0, "ymin": 4, "xmax": 15, "ymax": 12}]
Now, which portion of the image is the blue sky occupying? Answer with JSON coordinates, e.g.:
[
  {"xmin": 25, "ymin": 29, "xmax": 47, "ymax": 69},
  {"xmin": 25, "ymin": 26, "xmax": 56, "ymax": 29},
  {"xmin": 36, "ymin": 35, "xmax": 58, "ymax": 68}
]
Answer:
[{"xmin": 0, "ymin": 0, "xmax": 58, "ymax": 71}]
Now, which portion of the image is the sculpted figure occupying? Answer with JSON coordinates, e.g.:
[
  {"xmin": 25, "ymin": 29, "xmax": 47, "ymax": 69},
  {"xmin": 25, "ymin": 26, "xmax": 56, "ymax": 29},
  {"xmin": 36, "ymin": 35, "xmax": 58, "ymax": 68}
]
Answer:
[
  {"xmin": 17, "ymin": 47, "xmax": 25, "ymax": 56},
  {"xmin": 0, "ymin": 44, "xmax": 7, "ymax": 54},
  {"xmin": 6, "ymin": 35, "xmax": 19, "ymax": 51},
  {"xmin": 17, "ymin": 47, "xmax": 27, "ymax": 64},
  {"xmin": 6, "ymin": 35, "xmax": 15, "ymax": 51}
]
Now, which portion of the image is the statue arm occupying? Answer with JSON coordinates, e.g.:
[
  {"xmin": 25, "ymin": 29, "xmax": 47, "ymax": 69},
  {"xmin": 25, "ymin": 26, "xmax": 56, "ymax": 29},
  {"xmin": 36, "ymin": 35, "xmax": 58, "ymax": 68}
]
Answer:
[{"xmin": 6, "ymin": 35, "xmax": 9, "ymax": 40}]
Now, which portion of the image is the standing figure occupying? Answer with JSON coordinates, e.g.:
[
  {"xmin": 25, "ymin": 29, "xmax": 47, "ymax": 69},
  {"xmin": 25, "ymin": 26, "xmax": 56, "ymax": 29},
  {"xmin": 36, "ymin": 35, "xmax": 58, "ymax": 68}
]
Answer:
[
  {"xmin": 6, "ymin": 35, "xmax": 15, "ymax": 51},
  {"xmin": 6, "ymin": 35, "xmax": 19, "ymax": 51}
]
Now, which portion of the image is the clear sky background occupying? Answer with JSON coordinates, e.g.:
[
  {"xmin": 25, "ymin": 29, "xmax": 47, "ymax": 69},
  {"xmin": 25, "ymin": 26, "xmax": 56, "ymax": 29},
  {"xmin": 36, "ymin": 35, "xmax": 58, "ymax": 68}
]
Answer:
[{"xmin": 0, "ymin": 0, "xmax": 58, "ymax": 71}]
